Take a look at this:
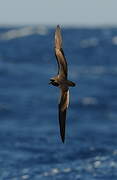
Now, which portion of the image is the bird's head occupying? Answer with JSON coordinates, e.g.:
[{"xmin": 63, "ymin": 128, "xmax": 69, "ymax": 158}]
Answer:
[
  {"xmin": 49, "ymin": 78, "xmax": 54, "ymax": 84},
  {"xmin": 49, "ymin": 78, "xmax": 59, "ymax": 87}
]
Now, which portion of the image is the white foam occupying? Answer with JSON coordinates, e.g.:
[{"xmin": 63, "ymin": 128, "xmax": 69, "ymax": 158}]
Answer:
[
  {"xmin": 110, "ymin": 161, "xmax": 117, "ymax": 168},
  {"xmin": 113, "ymin": 150, "xmax": 117, "ymax": 155},
  {"xmin": 70, "ymin": 66, "xmax": 117, "ymax": 78},
  {"xmin": 51, "ymin": 168, "xmax": 59, "ymax": 175},
  {"xmin": 43, "ymin": 172, "xmax": 49, "ymax": 176},
  {"xmin": 80, "ymin": 38, "xmax": 98, "ymax": 48},
  {"xmin": 82, "ymin": 97, "xmax": 97, "ymax": 105},
  {"xmin": 112, "ymin": 36, "xmax": 117, "ymax": 45},
  {"xmin": 21, "ymin": 174, "xmax": 29, "ymax": 179},
  {"xmin": 0, "ymin": 26, "xmax": 48, "ymax": 40},
  {"xmin": 94, "ymin": 160, "xmax": 101, "ymax": 168},
  {"xmin": 43, "ymin": 168, "xmax": 60, "ymax": 177},
  {"xmin": 63, "ymin": 168, "xmax": 71, "ymax": 173}
]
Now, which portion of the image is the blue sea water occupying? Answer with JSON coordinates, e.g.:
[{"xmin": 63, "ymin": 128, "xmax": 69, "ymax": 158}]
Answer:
[{"xmin": 0, "ymin": 25, "xmax": 117, "ymax": 179}]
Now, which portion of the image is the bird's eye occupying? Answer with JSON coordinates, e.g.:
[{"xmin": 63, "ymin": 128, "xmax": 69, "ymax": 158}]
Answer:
[{"xmin": 50, "ymin": 79, "xmax": 54, "ymax": 82}]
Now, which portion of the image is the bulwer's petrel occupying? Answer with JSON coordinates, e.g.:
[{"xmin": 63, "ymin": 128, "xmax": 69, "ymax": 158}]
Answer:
[{"xmin": 49, "ymin": 25, "xmax": 75, "ymax": 143}]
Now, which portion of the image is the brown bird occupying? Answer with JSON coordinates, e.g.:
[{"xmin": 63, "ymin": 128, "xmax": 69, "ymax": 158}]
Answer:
[{"xmin": 49, "ymin": 25, "xmax": 75, "ymax": 143}]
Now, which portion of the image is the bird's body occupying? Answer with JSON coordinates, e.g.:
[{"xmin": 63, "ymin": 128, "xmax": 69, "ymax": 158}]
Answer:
[{"xmin": 49, "ymin": 25, "xmax": 75, "ymax": 143}]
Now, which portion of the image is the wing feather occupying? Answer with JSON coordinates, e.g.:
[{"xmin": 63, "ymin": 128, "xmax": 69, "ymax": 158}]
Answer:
[
  {"xmin": 55, "ymin": 25, "xmax": 67, "ymax": 79},
  {"xmin": 59, "ymin": 88, "xmax": 69, "ymax": 143}
]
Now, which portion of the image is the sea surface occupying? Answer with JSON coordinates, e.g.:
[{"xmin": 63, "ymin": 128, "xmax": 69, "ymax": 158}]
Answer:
[{"xmin": 0, "ymin": 25, "xmax": 117, "ymax": 179}]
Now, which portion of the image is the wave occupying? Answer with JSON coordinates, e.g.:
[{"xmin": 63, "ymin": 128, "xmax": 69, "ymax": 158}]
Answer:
[
  {"xmin": 80, "ymin": 97, "xmax": 98, "ymax": 106},
  {"xmin": 80, "ymin": 35, "xmax": 117, "ymax": 48},
  {"xmin": 0, "ymin": 25, "xmax": 48, "ymax": 40},
  {"xmin": 112, "ymin": 36, "xmax": 117, "ymax": 45},
  {"xmin": 70, "ymin": 66, "xmax": 117, "ymax": 79},
  {"xmin": 80, "ymin": 38, "xmax": 98, "ymax": 48}
]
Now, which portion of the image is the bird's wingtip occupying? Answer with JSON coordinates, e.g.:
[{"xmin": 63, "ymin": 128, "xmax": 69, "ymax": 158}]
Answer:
[
  {"xmin": 61, "ymin": 134, "xmax": 65, "ymax": 143},
  {"xmin": 57, "ymin": 24, "xmax": 60, "ymax": 28},
  {"xmin": 56, "ymin": 25, "xmax": 61, "ymax": 30},
  {"xmin": 62, "ymin": 138, "xmax": 65, "ymax": 143}
]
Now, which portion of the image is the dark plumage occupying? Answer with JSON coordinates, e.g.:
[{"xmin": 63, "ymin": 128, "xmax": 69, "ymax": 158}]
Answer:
[{"xmin": 49, "ymin": 25, "xmax": 75, "ymax": 143}]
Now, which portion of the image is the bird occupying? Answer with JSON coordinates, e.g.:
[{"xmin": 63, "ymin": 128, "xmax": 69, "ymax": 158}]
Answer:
[{"xmin": 49, "ymin": 25, "xmax": 75, "ymax": 143}]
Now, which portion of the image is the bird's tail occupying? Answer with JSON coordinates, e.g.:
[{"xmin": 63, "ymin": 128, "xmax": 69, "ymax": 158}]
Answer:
[{"xmin": 66, "ymin": 80, "xmax": 76, "ymax": 87}]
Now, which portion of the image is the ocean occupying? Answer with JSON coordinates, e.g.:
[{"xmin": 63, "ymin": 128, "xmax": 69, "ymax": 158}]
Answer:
[{"xmin": 0, "ymin": 25, "xmax": 117, "ymax": 179}]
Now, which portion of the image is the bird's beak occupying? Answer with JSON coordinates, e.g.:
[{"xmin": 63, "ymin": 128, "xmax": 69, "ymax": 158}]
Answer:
[
  {"xmin": 49, "ymin": 80, "xmax": 52, "ymax": 85},
  {"xmin": 49, "ymin": 79, "xmax": 54, "ymax": 85}
]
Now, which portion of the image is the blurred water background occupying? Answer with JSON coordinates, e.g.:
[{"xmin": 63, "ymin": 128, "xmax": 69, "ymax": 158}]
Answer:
[{"xmin": 0, "ymin": 25, "xmax": 117, "ymax": 179}]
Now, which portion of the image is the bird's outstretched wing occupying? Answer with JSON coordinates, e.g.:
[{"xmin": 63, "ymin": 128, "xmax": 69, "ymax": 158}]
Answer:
[
  {"xmin": 59, "ymin": 88, "xmax": 69, "ymax": 143},
  {"xmin": 55, "ymin": 25, "xmax": 68, "ymax": 79}
]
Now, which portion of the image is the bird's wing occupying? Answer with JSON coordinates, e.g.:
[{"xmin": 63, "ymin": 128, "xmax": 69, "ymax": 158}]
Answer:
[
  {"xmin": 55, "ymin": 25, "xmax": 68, "ymax": 79},
  {"xmin": 59, "ymin": 88, "xmax": 69, "ymax": 143}
]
